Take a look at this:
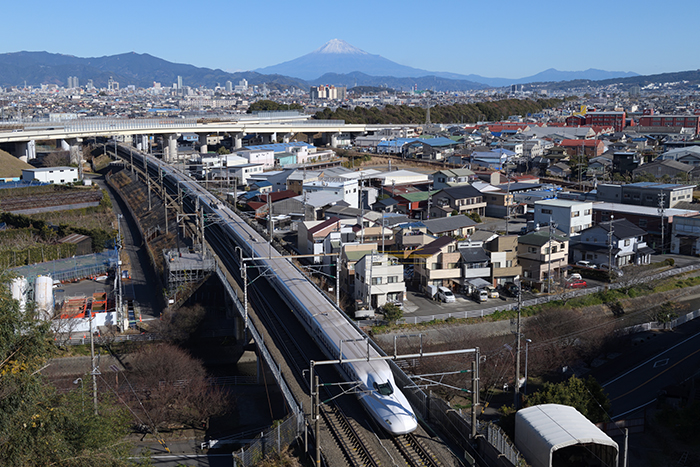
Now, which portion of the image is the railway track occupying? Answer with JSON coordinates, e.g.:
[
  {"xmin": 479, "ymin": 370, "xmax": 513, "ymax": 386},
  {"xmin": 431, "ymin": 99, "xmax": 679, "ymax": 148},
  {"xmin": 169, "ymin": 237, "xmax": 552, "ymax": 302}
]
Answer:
[
  {"xmin": 392, "ymin": 433, "xmax": 442, "ymax": 467},
  {"xmin": 116, "ymin": 145, "xmax": 454, "ymax": 467},
  {"xmin": 246, "ymin": 263, "xmax": 381, "ymax": 467},
  {"xmin": 320, "ymin": 404, "xmax": 381, "ymax": 467}
]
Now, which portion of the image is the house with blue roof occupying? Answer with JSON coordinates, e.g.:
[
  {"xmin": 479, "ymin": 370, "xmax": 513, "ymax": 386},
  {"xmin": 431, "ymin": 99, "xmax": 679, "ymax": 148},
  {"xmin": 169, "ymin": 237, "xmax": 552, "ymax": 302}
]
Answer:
[
  {"xmin": 471, "ymin": 148, "xmax": 515, "ymax": 170},
  {"xmin": 377, "ymin": 137, "xmax": 459, "ymax": 160}
]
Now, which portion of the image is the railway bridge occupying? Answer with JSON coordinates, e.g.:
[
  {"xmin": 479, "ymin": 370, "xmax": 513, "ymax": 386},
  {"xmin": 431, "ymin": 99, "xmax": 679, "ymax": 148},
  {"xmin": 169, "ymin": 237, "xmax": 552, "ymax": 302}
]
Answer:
[{"xmin": 105, "ymin": 142, "xmax": 503, "ymax": 466}]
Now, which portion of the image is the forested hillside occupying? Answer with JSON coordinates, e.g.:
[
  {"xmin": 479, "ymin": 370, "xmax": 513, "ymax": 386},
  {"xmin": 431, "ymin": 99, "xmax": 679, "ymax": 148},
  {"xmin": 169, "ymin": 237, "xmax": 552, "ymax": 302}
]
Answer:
[{"xmin": 313, "ymin": 98, "xmax": 564, "ymax": 124}]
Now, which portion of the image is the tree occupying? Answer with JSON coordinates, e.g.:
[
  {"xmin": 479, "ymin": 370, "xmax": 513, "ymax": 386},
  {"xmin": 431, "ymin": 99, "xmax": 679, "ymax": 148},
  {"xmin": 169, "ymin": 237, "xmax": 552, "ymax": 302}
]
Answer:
[
  {"xmin": 467, "ymin": 212, "xmax": 481, "ymax": 223},
  {"xmin": 216, "ymin": 146, "xmax": 230, "ymax": 155},
  {"xmin": 125, "ymin": 343, "xmax": 231, "ymax": 430},
  {"xmin": 147, "ymin": 304, "xmax": 206, "ymax": 344},
  {"xmin": 381, "ymin": 302, "xmax": 403, "ymax": 324},
  {"xmin": 524, "ymin": 375, "xmax": 610, "ymax": 423},
  {"xmin": 0, "ymin": 271, "xmax": 132, "ymax": 466}
]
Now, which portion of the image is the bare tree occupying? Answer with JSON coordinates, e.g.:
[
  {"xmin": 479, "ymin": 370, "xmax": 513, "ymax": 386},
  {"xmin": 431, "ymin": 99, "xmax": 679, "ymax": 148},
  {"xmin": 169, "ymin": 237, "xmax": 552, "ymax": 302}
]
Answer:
[
  {"xmin": 147, "ymin": 304, "xmax": 206, "ymax": 343},
  {"xmin": 42, "ymin": 151, "xmax": 70, "ymax": 167},
  {"xmin": 124, "ymin": 343, "xmax": 231, "ymax": 430}
]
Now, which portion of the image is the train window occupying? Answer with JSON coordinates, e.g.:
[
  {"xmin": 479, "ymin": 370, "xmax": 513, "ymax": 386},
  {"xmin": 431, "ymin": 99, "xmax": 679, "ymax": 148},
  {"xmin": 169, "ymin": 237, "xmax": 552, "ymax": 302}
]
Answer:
[{"xmin": 373, "ymin": 381, "xmax": 394, "ymax": 396}]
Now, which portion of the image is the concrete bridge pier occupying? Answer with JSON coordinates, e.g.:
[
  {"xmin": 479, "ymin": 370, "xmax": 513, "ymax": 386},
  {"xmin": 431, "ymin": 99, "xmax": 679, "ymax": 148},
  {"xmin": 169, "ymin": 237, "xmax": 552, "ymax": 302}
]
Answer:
[
  {"xmin": 233, "ymin": 132, "xmax": 244, "ymax": 149},
  {"xmin": 330, "ymin": 132, "xmax": 342, "ymax": 148},
  {"xmin": 198, "ymin": 133, "xmax": 208, "ymax": 154},
  {"xmin": 16, "ymin": 140, "xmax": 36, "ymax": 162},
  {"xmin": 136, "ymin": 134, "xmax": 149, "ymax": 152},
  {"xmin": 164, "ymin": 134, "xmax": 179, "ymax": 162},
  {"xmin": 61, "ymin": 138, "xmax": 83, "ymax": 165},
  {"xmin": 261, "ymin": 133, "xmax": 273, "ymax": 144},
  {"xmin": 282, "ymin": 132, "xmax": 294, "ymax": 144}
]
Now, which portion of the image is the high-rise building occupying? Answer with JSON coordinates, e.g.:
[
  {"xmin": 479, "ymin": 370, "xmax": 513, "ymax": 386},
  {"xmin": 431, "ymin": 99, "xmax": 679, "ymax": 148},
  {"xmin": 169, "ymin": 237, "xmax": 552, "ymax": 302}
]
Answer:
[
  {"xmin": 234, "ymin": 79, "xmax": 248, "ymax": 93},
  {"xmin": 225, "ymin": 80, "xmax": 233, "ymax": 92},
  {"xmin": 177, "ymin": 76, "xmax": 183, "ymax": 91},
  {"xmin": 310, "ymin": 85, "xmax": 347, "ymax": 100}
]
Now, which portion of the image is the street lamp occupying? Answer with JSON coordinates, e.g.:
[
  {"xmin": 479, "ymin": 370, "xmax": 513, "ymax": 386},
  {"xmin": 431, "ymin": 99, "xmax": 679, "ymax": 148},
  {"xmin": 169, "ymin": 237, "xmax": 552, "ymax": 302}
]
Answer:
[
  {"xmin": 524, "ymin": 339, "xmax": 532, "ymax": 396},
  {"xmin": 73, "ymin": 378, "xmax": 84, "ymax": 413}
]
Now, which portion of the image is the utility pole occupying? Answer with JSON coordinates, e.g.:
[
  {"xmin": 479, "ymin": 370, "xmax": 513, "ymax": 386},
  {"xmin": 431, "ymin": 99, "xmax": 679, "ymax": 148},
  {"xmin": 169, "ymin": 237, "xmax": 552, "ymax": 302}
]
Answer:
[
  {"xmin": 658, "ymin": 192, "xmax": 666, "ymax": 254},
  {"xmin": 145, "ymin": 157, "xmax": 151, "ymax": 211},
  {"xmin": 381, "ymin": 211, "xmax": 386, "ymax": 254},
  {"xmin": 314, "ymin": 375, "xmax": 320, "ymax": 467},
  {"xmin": 471, "ymin": 356, "xmax": 480, "ymax": 438},
  {"xmin": 360, "ymin": 174, "xmax": 365, "ymax": 244},
  {"xmin": 547, "ymin": 217, "xmax": 556, "ymax": 293},
  {"xmin": 200, "ymin": 204, "xmax": 205, "ymax": 258},
  {"xmin": 505, "ymin": 166, "xmax": 511, "ymax": 235},
  {"xmin": 89, "ymin": 314, "xmax": 99, "ymax": 415},
  {"xmin": 514, "ymin": 281, "xmax": 522, "ymax": 408},
  {"xmin": 268, "ymin": 194, "xmax": 273, "ymax": 259},
  {"xmin": 116, "ymin": 214, "xmax": 123, "ymax": 329},
  {"xmin": 608, "ymin": 215, "xmax": 615, "ymax": 283}
]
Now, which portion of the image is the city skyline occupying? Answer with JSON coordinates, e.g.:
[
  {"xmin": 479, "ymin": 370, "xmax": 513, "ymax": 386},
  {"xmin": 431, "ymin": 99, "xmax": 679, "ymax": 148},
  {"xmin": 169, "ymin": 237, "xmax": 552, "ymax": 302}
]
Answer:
[{"xmin": 3, "ymin": 0, "xmax": 699, "ymax": 79}]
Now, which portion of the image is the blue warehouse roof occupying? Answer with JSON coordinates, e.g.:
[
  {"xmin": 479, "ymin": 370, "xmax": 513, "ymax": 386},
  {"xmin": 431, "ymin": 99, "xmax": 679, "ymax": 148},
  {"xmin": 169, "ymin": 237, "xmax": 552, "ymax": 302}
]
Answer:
[{"xmin": 246, "ymin": 142, "xmax": 314, "ymax": 152}]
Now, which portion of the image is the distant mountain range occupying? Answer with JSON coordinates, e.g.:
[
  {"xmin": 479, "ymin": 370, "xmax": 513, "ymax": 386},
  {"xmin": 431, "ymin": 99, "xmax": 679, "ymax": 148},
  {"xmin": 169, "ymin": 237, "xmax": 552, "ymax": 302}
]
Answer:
[
  {"xmin": 0, "ymin": 44, "xmax": 697, "ymax": 94},
  {"xmin": 0, "ymin": 51, "xmax": 308, "ymax": 91},
  {"xmin": 256, "ymin": 39, "xmax": 639, "ymax": 86}
]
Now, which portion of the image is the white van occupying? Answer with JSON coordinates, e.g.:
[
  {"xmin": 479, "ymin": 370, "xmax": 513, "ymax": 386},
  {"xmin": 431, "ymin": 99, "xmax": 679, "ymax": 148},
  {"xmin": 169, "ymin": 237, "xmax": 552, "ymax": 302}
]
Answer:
[
  {"xmin": 472, "ymin": 288, "xmax": 489, "ymax": 303},
  {"xmin": 575, "ymin": 260, "xmax": 596, "ymax": 269},
  {"xmin": 437, "ymin": 286, "xmax": 456, "ymax": 303}
]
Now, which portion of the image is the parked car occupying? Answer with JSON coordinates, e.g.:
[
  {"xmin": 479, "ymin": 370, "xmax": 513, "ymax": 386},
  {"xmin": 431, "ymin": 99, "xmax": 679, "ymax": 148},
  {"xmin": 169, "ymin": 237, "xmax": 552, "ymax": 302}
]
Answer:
[
  {"xmin": 567, "ymin": 273, "xmax": 582, "ymax": 282},
  {"xmin": 485, "ymin": 286, "xmax": 499, "ymax": 299},
  {"xmin": 437, "ymin": 286, "xmax": 456, "ymax": 303},
  {"xmin": 575, "ymin": 260, "xmax": 597, "ymax": 269},
  {"xmin": 567, "ymin": 280, "xmax": 587, "ymax": 288},
  {"xmin": 502, "ymin": 282, "xmax": 520, "ymax": 297},
  {"xmin": 472, "ymin": 288, "xmax": 489, "ymax": 303}
]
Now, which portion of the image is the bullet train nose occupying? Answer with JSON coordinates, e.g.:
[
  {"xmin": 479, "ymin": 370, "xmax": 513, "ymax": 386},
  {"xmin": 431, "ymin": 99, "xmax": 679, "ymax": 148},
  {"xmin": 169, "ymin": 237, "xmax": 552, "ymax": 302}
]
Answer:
[{"xmin": 384, "ymin": 412, "xmax": 418, "ymax": 435}]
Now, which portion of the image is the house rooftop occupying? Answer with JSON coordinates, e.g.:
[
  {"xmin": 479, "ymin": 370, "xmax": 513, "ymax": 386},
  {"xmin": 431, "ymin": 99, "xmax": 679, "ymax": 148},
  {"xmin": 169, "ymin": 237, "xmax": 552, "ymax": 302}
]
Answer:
[
  {"xmin": 535, "ymin": 199, "xmax": 590, "ymax": 208},
  {"xmin": 587, "ymin": 218, "xmax": 646, "ymax": 239},
  {"xmin": 423, "ymin": 215, "xmax": 477, "ymax": 234},
  {"xmin": 592, "ymin": 202, "xmax": 698, "ymax": 217},
  {"xmin": 412, "ymin": 235, "xmax": 455, "ymax": 257},
  {"xmin": 519, "ymin": 227, "xmax": 568, "ymax": 246}
]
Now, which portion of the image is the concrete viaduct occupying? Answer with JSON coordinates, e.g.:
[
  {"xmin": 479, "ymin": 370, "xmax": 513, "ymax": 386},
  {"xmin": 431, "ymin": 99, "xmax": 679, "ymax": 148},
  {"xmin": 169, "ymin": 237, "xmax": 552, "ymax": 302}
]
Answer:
[{"xmin": 0, "ymin": 113, "xmax": 382, "ymax": 164}]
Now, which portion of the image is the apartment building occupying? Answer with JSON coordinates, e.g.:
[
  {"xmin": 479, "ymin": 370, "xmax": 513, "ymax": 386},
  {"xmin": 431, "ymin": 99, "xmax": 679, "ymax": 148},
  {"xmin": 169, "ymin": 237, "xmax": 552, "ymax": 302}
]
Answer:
[
  {"xmin": 534, "ymin": 199, "xmax": 593, "ymax": 236},
  {"xmin": 354, "ymin": 253, "xmax": 406, "ymax": 309}
]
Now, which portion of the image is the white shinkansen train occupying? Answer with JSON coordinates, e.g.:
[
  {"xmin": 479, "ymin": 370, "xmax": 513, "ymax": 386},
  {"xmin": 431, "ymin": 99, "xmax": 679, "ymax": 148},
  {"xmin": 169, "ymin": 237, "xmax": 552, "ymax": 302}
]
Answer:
[
  {"xmin": 127, "ymin": 150, "xmax": 417, "ymax": 435},
  {"xmin": 171, "ymin": 171, "xmax": 416, "ymax": 434}
]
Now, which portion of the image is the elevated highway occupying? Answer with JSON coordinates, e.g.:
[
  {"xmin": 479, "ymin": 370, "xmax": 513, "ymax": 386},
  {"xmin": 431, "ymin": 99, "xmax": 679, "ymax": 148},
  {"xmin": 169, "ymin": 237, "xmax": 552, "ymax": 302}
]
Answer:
[
  {"xmin": 0, "ymin": 116, "xmax": 373, "ymax": 143},
  {"xmin": 0, "ymin": 113, "xmax": 382, "ymax": 162}
]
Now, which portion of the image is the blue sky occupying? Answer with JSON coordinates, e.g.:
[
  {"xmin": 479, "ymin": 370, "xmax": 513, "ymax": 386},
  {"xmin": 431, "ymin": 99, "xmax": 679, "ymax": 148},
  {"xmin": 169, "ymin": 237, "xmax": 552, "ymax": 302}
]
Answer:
[{"xmin": 4, "ymin": 0, "xmax": 699, "ymax": 78}]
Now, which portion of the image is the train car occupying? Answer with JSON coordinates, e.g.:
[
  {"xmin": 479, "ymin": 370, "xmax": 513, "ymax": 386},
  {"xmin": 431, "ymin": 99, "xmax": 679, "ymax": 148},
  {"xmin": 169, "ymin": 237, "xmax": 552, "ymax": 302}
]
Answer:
[{"xmin": 125, "ymin": 147, "xmax": 417, "ymax": 435}]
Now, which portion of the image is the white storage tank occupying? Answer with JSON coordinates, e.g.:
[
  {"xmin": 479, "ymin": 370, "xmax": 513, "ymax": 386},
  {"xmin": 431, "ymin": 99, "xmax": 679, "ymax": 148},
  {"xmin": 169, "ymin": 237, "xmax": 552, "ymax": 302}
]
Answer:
[
  {"xmin": 10, "ymin": 276, "xmax": 29, "ymax": 313},
  {"xmin": 34, "ymin": 275, "xmax": 54, "ymax": 319}
]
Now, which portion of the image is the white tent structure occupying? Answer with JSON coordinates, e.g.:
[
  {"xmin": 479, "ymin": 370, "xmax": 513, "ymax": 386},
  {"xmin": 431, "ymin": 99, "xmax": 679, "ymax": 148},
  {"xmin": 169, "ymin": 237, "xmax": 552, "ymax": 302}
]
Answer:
[{"xmin": 515, "ymin": 404, "xmax": 618, "ymax": 467}]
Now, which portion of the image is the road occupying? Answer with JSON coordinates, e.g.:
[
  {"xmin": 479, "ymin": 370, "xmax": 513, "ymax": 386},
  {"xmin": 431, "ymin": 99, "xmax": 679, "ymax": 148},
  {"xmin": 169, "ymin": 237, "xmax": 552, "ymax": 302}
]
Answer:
[
  {"xmin": 91, "ymin": 173, "xmax": 161, "ymax": 319},
  {"xmin": 591, "ymin": 317, "xmax": 700, "ymax": 419}
]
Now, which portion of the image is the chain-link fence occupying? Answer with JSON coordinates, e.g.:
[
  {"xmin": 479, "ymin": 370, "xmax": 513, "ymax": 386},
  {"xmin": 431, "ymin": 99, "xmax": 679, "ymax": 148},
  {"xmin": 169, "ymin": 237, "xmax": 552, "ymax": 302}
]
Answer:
[{"xmin": 231, "ymin": 413, "xmax": 303, "ymax": 467}]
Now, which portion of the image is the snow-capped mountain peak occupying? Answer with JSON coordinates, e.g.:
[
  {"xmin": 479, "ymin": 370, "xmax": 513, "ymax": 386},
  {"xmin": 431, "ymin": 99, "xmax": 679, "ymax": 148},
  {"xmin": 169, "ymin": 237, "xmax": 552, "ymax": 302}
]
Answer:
[{"xmin": 313, "ymin": 39, "xmax": 367, "ymax": 55}]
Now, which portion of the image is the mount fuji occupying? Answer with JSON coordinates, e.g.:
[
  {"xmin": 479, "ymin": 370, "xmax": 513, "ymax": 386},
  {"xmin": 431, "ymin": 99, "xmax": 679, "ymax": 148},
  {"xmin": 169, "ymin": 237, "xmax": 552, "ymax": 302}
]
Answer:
[
  {"xmin": 255, "ymin": 39, "xmax": 445, "ymax": 81},
  {"xmin": 256, "ymin": 39, "xmax": 638, "ymax": 87}
]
